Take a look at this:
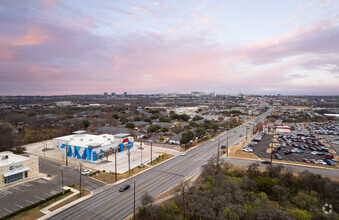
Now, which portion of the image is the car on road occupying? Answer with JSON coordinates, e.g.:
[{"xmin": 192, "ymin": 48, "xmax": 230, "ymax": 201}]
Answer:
[
  {"xmin": 239, "ymin": 134, "xmax": 243, "ymax": 137},
  {"xmin": 119, "ymin": 184, "xmax": 131, "ymax": 192},
  {"xmin": 261, "ymin": 160, "xmax": 272, "ymax": 164},
  {"xmin": 81, "ymin": 169, "xmax": 92, "ymax": 175},
  {"xmin": 275, "ymin": 153, "xmax": 282, "ymax": 160},
  {"xmin": 221, "ymin": 145, "xmax": 226, "ymax": 149},
  {"xmin": 181, "ymin": 152, "xmax": 187, "ymax": 156}
]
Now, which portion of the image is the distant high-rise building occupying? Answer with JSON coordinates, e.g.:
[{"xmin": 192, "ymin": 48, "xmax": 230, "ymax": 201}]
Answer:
[
  {"xmin": 210, "ymin": 92, "xmax": 216, "ymax": 97},
  {"xmin": 191, "ymin": 91, "xmax": 205, "ymax": 97},
  {"xmin": 104, "ymin": 92, "xmax": 108, "ymax": 97},
  {"xmin": 123, "ymin": 92, "xmax": 127, "ymax": 96},
  {"xmin": 111, "ymin": 92, "xmax": 116, "ymax": 96}
]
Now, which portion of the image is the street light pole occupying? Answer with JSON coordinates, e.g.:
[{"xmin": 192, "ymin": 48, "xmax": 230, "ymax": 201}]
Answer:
[
  {"xmin": 133, "ymin": 181, "xmax": 136, "ymax": 220},
  {"xmin": 140, "ymin": 141, "xmax": 143, "ymax": 165},
  {"xmin": 79, "ymin": 163, "xmax": 82, "ymax": 197},
  {"xmin": 217, "ymin": 139, "xmax": 220, "ymax": 169},
  {"xmin": 128, "ymin": 147, "xmax": 131, "ymax": 176},
  {"xmin": 114, "ymin": 150, "xmax": 117, "ymax": 182}
]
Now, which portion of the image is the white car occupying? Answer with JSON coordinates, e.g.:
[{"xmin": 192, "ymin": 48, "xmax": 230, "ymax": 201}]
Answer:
[
  {"xmin": 311, "ymin": 151, "xmax": 318, "ymax": 155},
  {"xmin": 181, "ymin": 152, "xmax": 187, "ymax": 156},
  {"xmin": 242, "ymin": 148, "xmax": 253, "ymax": 152},
  {"xmin": 81, "ymin": 169, "xmax": 92, "ymax": 175},
  {"xmin": 211, "ymin": 139, "xmax": 215, "ymax": 142},
  {"xmin": 317, "ymin": 160, "xmax": 327, "ymax": 165}
]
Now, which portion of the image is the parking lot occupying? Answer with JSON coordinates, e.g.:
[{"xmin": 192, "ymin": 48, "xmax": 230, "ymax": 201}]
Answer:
[
  {"xmin": 250, "ymin": 134, "xmax": 338, "ymax": 165},
  {"xmin": 0, "ymin": 178, "xmax": 61, "ymax": 217}
]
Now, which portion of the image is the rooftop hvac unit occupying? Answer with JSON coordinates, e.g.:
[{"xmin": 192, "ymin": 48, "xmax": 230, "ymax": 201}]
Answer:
[
  {"xmin": 80, "ymin": 139, "xmax": 83, "ymax": 141},
  {"xmin": 89, "ymin": 139, "xmax": 93, "ymax": 142},
  {"xmin": 2, "ymin": 155, "xmax": 8, "ymax": 159},
  {"xmin": 111, "ymin": 141, "xmax": 114, "ymax": 144},
  {"xmin": 103, "ymin": 136, "xmax": 106, "ymax": 138},
  {"xmin": 107, "ymin": 138, "xmax": 111, "ymax": 141}
]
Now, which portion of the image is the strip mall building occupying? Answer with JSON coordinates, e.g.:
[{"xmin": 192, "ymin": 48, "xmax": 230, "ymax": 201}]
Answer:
[
  {"xmin": 0, "ymin": 151, "xmax": 39, "ymax": 189},
  {"xmin": 53, "ymin": 131, "xmax": 134, "ymax": 163}
]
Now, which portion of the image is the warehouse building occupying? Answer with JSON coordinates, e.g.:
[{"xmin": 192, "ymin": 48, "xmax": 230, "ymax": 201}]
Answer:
[
  {"xmin": 0, "ymin": 151, "xmax": 39, "ymax": 189},
  {"xmin": 53, "ymin": 131, "xmax": 134, "ymax": 163}
]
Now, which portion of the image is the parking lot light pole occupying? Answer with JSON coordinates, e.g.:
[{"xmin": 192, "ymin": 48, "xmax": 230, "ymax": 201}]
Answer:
[
  {"xmin": 65, "ymin": 142, "xmax": 69, "ymax": 167},
  {"xmin": 60, "ymin": 166, "xmax": 64, "ymax": 194}
]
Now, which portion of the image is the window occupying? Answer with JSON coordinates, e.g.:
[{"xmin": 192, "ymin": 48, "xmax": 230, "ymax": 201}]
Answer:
[
  {"xmin": 4, "ymin": 172, "xmax": 23, "ymax": 184},
  {"xmin": 24, "ymin": 171, "xmax": 28, "ymax": 178}
]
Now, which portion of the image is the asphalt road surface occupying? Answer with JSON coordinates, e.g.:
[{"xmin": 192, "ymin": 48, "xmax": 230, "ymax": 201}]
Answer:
[{"xmin": 50, "ymin": 113, "xmax": 269, "ymax": 220}]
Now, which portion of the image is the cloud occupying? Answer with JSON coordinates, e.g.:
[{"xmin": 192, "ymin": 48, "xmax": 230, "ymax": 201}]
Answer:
[{"xmin": 132, "ymin": 6, "xmax": 150, "ymax": 13}]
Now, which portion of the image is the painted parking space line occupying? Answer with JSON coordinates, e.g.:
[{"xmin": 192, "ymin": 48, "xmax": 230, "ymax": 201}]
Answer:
[
  {"xmin": 43, "ymin": 192, "xmax": 51, "ymax": 196},
  {"xmin": 35, "ymin": 195, "xmax": 44, "ymax": 200},
  {"xmin": 3, "ymin": 208, "xmax": 12, "ymax": 213},
  {"xmin": 15, "ymin": 203, "xmax": 23, "ymax": 208},
  {"xmin": 26, "ymin": 199, "xmax": 34, "ymax": 204}
]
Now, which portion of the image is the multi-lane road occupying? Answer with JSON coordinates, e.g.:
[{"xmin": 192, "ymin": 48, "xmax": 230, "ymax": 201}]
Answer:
[
  {"xmin": 50, "ymin": 111, "xmax": 338, "ymax": 220},
  {"xmin": 49, "ymin": 113, "xmax": 268, "ymax": 220}
]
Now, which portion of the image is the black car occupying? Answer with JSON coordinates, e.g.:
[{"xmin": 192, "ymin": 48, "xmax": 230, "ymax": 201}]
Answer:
[
  {"xmin": 284, "ymin": 150, "xmax": 292, "ymax": 155},
  {"xmin": 261, "ymin": 160, "xmax": 272, "ymax": 164},
  {"xmin": 119, "ymin": 184, "xmax": 131, "ymax": 192},
  {"xmin": 275, "ymin": 153, "xmax": 282, "ymax": 160}
]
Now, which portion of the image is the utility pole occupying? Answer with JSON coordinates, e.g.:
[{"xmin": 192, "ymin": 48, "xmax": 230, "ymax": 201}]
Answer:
[
  {"xmin": 150, "ymin": 141, "xmax": 153, "ymax": 165},
  {"xmin": 183, "ymin": 185, "xmax": 186, "ymax": 220},
  {"xmin": 226, "ymin": 136, "xmax": 229, "ymax": 156},
  {"xmin": 114, "ymin": 150, "xmax": 117, "ymax": 182},
  {"xmin": 65, "ymin": 142, "xmax": 68, "ymax": 167},
  {"xmin": 128, "ymin": 147, "xmax": 131, "ymax": 176},
  {"xmin": 217, "ymin": 140, "xmax": 220, "ymax": 169},
  {"xmin": 79, "ymin": 163, "xmax": 82, "ymax": 197},
  {"xmin": 133, "ymin": 181, "xmax": 136, "ymax": 220},
  {"xmin": 140, "ymin": 141, "xmax": 143, "ymax": 165}
]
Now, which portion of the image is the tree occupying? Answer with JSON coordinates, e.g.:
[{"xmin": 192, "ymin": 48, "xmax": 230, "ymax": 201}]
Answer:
[
  {"xmin": 135, "ymin": 116, "xmax": 141, "ymax": 121},
  {"xmin": 195, "ymin": 127, "xmax": 206, "ymax": 139},
  {"xmin": 141, "ymin": 192, "xmax": 154, "ymax": 206},
  {"xmin": 192, "ymin": 115, "xmax": 203, "ymax": 121},
  {"xmin": 161, "ymin": 127, "xmax": 169, "ymax": 133},
  {"xmin": 147, "ymin": 125, "xmax": 161, "ymax": 133},
  {"xmin": 180, "ymin": 131, "xmax": 194, "ymax": 144},
  {"xmin": 82, "ymin": 120, "xmax": 91, "ymax": 129},
  {"xmin": 159, "ymin": 117, "xmax": 170, "ymax": 123},
  {"xmin": 112, "ymin": 113, "xmax": 119, "ymax": 120},
  {"xmin": 125, "ymin": 123, "xmax": 135, "ymax": 129}
]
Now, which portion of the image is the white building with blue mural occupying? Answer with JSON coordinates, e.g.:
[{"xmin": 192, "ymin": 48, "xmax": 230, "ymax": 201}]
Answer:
[{"xmin": 53, "ymin": 131, "xmax": 134, "ymax": 163}]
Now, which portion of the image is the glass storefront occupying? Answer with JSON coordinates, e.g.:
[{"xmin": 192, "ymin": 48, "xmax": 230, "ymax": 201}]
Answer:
[{"xmin": 4, "ymin": 172, "xmax": 23, "ymax": 184}]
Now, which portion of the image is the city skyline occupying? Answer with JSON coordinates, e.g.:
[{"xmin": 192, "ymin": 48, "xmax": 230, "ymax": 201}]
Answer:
[{"xmin": 1, "ymin": 0, "xmax": 339, "ymax": 96}]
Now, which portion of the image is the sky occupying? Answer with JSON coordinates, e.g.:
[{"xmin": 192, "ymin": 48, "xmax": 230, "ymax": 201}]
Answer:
[{"xmin": 0, "ymin": 0, "xmax": 339, "ymax": 96}]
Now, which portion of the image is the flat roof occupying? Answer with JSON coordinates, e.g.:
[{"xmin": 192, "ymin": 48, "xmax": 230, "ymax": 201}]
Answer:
[
  {"xmin": 0, "ymin": 151, "xmax": 31, "ymax": 167},
  {"xmin": 73, "ymin": 130, "xmax": 87, "ymax": 134},
  {"xmin": 114, "ymin": 133, "xmax": 130, "ymax": 138}
]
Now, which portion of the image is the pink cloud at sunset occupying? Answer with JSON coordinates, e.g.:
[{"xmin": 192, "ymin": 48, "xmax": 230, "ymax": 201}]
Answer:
[{"xmin": 0, "ymin": 0, "xmax": 338, "ymax": 95}]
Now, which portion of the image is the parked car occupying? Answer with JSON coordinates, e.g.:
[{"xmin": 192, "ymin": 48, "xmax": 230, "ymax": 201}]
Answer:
[
  {"xmin": 325, "ymin": 154, "xmax": 334, "ymax": 159},
  {"xmin": 242, "ymin": 148, "xmax": 253, "ymax": 152},
  {"xmin": 81, "ymin": 169, "xmax": 92, "ymax": 175},
  {"xmin": 309, "ymin": 146, "xmax": 317, "ymax": 151},
  {"xmin": 275, "ymin": 153, "xmax": 282, "ymax": 160},
  {"xmin": 324, "ymin": 159, "xmax": 335, "ymax": 166},
  {"xmin": 296, "ymin": 150, "xmax": 304, "ymax": 154},
  {"xmin": 119, "ymin": 184, "xmax": 131, "ymax": 192},
  {"xmin": 303, "ymin": 158, "xmax": 310, "ymax": 163},
  {"xmin": 317, "ymin": 160, "xmax": 327, "ymax": 165},
  {"xmin": 221, "ymin": 145, "xmax": 226, "ymax": 149},
  {"xmin": 284, "ymin": 150, "xmax": 292, "ymax": 155},
  {"xmin": 311, "ymin": 151, "xmax": 318, "ymax": 155},
  {"xmin": 310, "ymin": 159, "xmax": 318, "ymax": 164},
  {"xmin": 320, "ymin": 146, "xmax": 329, "ymax": 152},
  {"xmin": 317, "ymin": 152, "xmax": 325, "ymax": 156},
  {"xmin": 261, "ymin": 160, "xmax": 272, "ymax": 164}
]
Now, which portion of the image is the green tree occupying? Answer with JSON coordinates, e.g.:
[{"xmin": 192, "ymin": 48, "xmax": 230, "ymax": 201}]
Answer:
[
  {"xmin": 159, "ymin": 117, "xmax": 170, "ymax": 123},
  {"xmin": 195, "ymin": 127, "xmax": 206, "ymax": 139},
  {"xmin": 161, "ymin": 127, "xmax": 169, "ymax": 133},
  {"xmin": 192, "ymin": 115, "xmax": 203, "ymax": 121},
  {"xmin": 82, "ymin": 120, "xmax": 91, "ymax": 129},
  {"xmin": 125, "ymin": 123, "xmax": 135, "ymax": 129},
  {"xmin": 112, "ymin": 114, "xmax": 119, "ymax": 119},
  {"xmin": 148, "ymin": 125, "xmax": 161, "ymax": 133},
  {"xmin": 180, "ymin": 131, "xmax": 194, "ymax": 144}
]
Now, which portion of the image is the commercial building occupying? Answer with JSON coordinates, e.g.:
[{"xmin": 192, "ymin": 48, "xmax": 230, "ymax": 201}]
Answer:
[
  {"xmin": 0, "ymin": 151, "xmax": 39, "ymax": 189},
  {"xmin": 53, "ymin": 131, "xmax": 134, "ymax": 163},
  {"xmin": 276, "ymin": 125, "xmax": 291, "ymax": 133}
]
